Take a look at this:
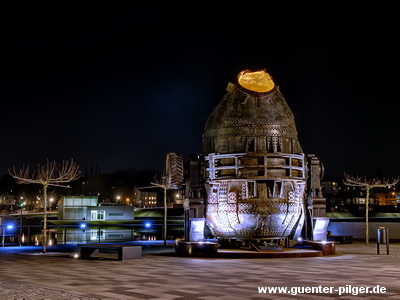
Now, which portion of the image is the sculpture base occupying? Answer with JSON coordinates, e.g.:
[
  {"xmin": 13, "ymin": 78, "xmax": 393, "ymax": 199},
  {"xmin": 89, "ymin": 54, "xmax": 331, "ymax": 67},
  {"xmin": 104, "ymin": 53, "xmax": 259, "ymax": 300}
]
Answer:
[
  {"xmin": 217, "ymin": 248, "xmax": 324, "ymax": 258},
  {"xmin": 175, "ymin": 240, "xmax": 219, "ymax": 257},
  {"xmin": 251, "ymin": 242, "xmax": 283, "ymax": 252},
  {"xmin": 175, "ymin": 239, "xmax": 331, "ymax": 258},
  {"xmin": 218, "ymin": 237, "xmax": 288, "ymax": 249}
]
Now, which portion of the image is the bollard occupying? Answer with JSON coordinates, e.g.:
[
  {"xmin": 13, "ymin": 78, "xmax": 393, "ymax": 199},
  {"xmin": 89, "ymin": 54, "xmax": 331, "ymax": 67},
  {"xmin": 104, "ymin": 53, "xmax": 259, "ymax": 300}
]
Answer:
[{"xmin": 376, "ymin": 227, "xmax": 389, "ymax": 255}]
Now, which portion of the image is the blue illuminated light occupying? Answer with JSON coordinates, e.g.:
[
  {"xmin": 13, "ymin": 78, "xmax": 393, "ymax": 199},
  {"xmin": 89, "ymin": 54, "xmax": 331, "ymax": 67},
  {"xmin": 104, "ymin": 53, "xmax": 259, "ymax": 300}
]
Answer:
[
  {"xmin": 145, "ymin": 222, "xmax": 151, "ymax": 228},
  {"xmin": 6, "ymin": 225, "xmax": 14, "ymax": 230},
  {"xmin": 80, "ymin": 223, "xmax": 87, "ymax": 229}
]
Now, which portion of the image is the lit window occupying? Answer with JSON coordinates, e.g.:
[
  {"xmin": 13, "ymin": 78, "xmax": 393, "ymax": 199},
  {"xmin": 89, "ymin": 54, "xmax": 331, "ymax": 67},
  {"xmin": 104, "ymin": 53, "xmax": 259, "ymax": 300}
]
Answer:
[{"xmin": 91, "ymin": 210, "xmax": 106, "ymax": 220}]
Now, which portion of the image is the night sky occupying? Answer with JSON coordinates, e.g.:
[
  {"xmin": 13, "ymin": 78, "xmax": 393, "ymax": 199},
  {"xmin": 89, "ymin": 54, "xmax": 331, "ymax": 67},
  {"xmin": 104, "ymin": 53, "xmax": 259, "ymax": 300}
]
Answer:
[{"xmin": 1, "ymin": 2, "xmax": 399, "ymax": 177}]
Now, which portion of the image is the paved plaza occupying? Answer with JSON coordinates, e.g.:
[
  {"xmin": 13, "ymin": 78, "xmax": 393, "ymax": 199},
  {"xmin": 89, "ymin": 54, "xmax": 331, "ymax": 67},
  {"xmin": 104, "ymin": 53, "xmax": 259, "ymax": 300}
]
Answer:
[{"xmin": 1, "ymin": 241, "xmax": 400, "ymax": 299}]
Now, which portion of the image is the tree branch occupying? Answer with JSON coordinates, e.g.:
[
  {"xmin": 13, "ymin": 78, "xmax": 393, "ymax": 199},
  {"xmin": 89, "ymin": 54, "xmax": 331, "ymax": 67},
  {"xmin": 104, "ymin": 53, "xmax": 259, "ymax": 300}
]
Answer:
[
  {"xmin": 343, "ymin": 173, "xmax": 399, "ymax": 188},
  {"xmin": 9, "ymin": 159, "xmax": 80, "ymax": 186}
]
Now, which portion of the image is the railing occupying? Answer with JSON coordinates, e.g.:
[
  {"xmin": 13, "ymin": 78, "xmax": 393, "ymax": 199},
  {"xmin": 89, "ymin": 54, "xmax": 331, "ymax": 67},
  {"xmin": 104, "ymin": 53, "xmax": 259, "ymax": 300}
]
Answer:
[
  {"xmin": 204, "ymin": 152, "xmax": 306, "ymax": 180},
  {"xmin": 0, "ymin": 221, "xmax": 185, "ymax": 247}
]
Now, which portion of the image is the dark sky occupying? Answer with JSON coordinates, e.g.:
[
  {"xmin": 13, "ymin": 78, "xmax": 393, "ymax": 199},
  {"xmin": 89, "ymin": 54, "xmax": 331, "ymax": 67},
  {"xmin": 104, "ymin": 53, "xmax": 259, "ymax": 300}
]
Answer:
[{"xmin": 1, "ymin": 2, "xmax": 399, "ymax": 177}]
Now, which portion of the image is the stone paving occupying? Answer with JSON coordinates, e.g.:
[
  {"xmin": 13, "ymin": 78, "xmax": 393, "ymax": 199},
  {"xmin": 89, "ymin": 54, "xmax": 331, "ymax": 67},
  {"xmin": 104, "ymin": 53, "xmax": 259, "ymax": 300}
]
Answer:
[{"xmin": 1, "ymin": 241, "xmax": 400, "ymax": 299}]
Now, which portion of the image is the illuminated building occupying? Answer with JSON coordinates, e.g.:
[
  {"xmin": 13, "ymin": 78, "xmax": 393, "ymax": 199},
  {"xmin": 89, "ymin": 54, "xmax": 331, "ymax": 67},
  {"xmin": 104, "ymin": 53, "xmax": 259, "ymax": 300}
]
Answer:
[
  {"xmin": 58, "ymin": 196, "xmax": 134, "ymax": 220},
  {"xmin": 133, "ymin": 187, "xmax": 158, "ymax": 208}
]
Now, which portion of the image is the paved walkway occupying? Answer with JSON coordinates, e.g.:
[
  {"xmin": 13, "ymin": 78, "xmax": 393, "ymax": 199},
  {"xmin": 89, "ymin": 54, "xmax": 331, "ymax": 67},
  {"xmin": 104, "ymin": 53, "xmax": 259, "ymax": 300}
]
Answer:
[{"xmin": 1, "ymin": 241, "xmax": 400, "ymax": 299}]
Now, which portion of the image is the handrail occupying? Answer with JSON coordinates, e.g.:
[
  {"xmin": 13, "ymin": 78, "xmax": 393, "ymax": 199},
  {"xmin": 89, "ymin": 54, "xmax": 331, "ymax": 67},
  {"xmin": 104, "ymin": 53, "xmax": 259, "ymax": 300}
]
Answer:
[{"xmin": 1, "ymin": 221, "xmax": 185, "ymax": 247}]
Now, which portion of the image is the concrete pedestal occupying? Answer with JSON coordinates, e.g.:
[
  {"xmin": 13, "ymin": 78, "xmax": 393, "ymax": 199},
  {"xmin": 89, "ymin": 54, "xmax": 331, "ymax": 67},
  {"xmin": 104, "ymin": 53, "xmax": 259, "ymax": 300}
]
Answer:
[{"xmin": 303, "ymin": 240, "xmax": 336, "ymax": 255}]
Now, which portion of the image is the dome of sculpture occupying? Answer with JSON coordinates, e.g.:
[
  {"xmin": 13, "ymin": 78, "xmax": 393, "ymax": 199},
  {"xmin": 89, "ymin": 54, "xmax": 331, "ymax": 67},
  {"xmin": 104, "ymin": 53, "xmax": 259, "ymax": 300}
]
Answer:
[{"xmin": 202, "ymin": 70, "xmax": 302, "ymax": 156}]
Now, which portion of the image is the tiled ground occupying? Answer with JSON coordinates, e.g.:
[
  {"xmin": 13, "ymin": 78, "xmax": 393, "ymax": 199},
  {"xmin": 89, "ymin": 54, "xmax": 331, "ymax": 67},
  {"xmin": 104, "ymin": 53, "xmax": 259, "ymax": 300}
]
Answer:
[{"xmin": 1, "ymin": 242, "xmax": 400, "ymax": 299}]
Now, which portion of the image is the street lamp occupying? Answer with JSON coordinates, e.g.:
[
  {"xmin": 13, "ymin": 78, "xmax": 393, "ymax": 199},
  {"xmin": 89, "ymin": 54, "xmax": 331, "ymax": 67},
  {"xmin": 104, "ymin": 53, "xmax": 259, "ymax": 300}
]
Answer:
[
  {"xmin": 2, "ymin": 224, "xmax": 14, "ymax": 246},
  {"xmin": 19, "ymin": 201, "xmax": 24, "ymax": 241}
]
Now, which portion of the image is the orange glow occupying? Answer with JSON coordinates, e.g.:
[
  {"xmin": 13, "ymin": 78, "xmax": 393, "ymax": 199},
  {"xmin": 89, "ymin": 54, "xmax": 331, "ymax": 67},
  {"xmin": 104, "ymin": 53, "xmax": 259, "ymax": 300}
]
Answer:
[{"xmin": 238, "ymin": 70, "xmax": 275, "ymax": 93}]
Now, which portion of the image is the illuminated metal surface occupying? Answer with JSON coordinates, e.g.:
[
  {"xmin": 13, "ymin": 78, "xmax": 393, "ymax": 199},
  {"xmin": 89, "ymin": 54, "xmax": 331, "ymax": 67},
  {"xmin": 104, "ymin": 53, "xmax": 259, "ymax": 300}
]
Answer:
[{"xmin": 202, "ymin": 71, "xmax": 306, "ymax": 239}]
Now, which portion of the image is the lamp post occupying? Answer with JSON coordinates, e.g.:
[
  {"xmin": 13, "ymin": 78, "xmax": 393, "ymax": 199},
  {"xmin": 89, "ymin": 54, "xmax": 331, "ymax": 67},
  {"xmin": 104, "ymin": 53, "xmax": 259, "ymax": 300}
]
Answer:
[
  {"xmin": 19, "ymin": 198, "xmax": 24, "ymax": 243},
  {"xmin": 1, "ymin": 225, "xmax": 4, "ymax": 247},
  {"xmin": 2, "ymin": 224, "xmax": 14, "ymax": 247}
]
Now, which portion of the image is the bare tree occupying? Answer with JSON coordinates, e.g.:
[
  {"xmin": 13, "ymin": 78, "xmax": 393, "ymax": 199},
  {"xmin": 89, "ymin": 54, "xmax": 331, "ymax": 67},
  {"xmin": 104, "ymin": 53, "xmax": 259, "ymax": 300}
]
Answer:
[
  {"xmin": 344, "ymin": 174, "xmax": 399, "ymax": 245},
  {"xmin": 151, "ymin": 174, "xmax": 170, "ymax": 247},
  {"xmin": 9, "ymin": 159, "xmax": 80, "ymax": 253},
  {"xmin": 150, "ymin": 153, "xmax": 183, "ymax": 247}
]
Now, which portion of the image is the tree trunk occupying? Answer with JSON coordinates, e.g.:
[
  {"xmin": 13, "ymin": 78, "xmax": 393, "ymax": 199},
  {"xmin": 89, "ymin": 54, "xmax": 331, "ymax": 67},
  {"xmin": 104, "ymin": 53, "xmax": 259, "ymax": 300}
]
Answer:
[
  {"xmin": 42, "ymin": 184, "xmax": 48, "ymax": 253},
  {"xmin": 365, "ymin": 186, "xmax": 370, "ymax": 245},
  {"xmin": 164, "ymin": 187, "xmax": 167, "ymax": 247}
]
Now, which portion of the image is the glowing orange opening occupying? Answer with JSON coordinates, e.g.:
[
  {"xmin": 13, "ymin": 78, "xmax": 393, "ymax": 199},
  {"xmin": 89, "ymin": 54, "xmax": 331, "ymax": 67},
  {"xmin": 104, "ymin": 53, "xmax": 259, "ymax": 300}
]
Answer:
[{"xmin": 238, "ymin": 70, "xmax": 275, "ymax": 93}]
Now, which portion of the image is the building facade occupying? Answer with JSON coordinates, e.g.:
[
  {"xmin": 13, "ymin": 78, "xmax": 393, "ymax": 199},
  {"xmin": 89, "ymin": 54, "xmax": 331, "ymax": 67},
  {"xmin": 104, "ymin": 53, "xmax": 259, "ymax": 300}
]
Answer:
[
  {"xmin": 133, "ymin": 187, "xmax": 158, "ymax": 208},
  {"xmin": 58, "ymin": 196, "xmax": 134, "ymax": 221}
]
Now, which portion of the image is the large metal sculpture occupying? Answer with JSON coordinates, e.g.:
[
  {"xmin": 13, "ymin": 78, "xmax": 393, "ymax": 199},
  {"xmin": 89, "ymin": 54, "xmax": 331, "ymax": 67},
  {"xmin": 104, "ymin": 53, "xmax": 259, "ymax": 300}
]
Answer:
[
  {"xmin": 175, "ymin": 69, "xmax": 326, "ymax": 255},
  {"xmin": 202, "ymin": 70, "xmax": 307, "ymax": 240}
]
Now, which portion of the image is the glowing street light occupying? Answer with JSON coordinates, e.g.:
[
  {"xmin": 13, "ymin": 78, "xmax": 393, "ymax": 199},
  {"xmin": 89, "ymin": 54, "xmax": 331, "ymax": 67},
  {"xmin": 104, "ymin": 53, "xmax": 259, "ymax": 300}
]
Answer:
[{"xmin": 2, "ymin": 224, "xmax": 14, "ymax": 246}]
